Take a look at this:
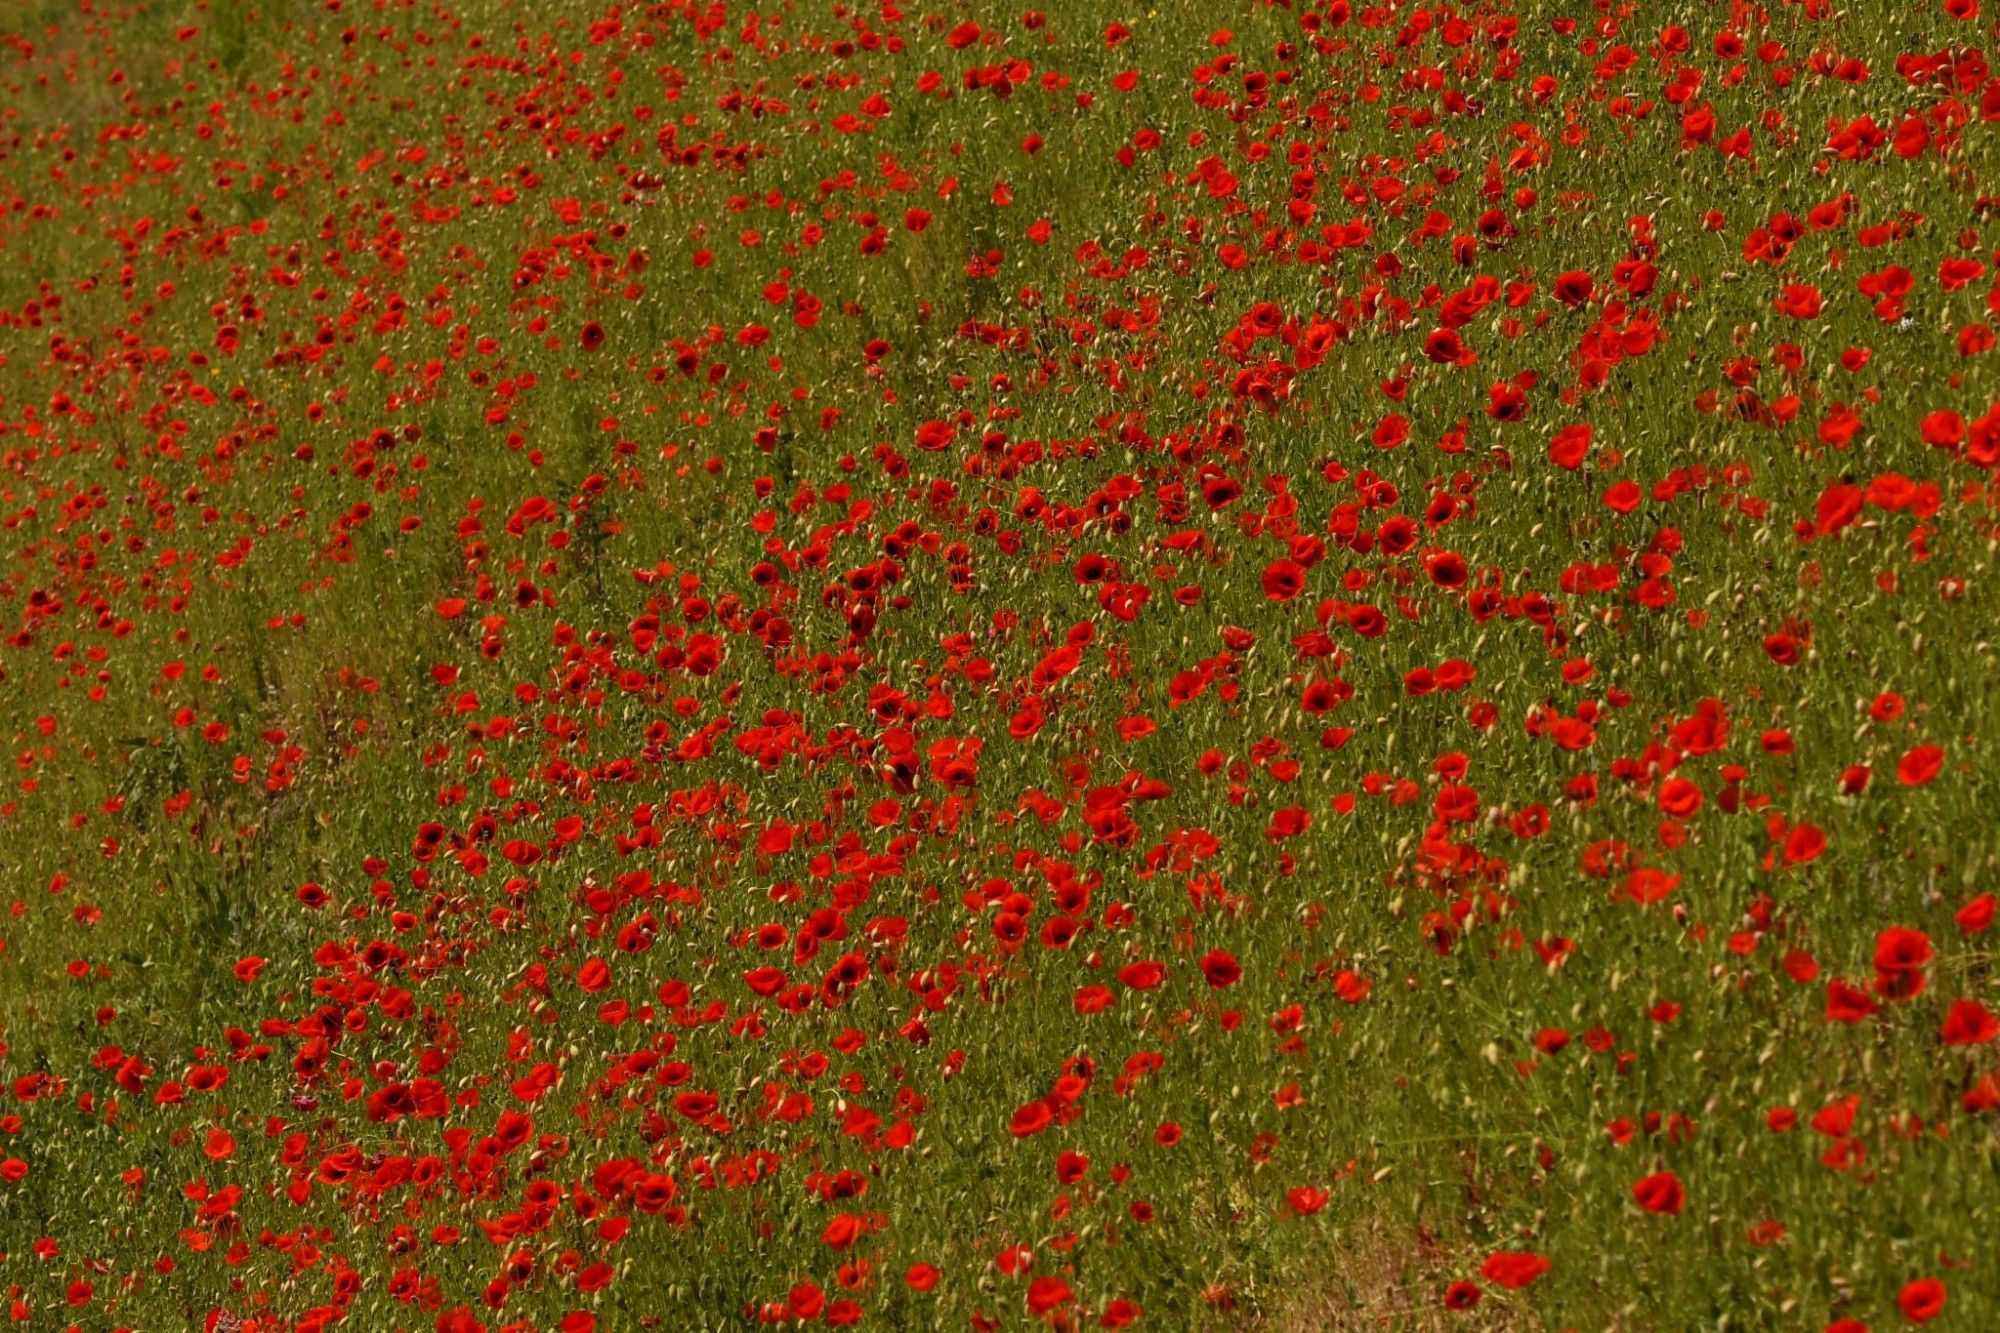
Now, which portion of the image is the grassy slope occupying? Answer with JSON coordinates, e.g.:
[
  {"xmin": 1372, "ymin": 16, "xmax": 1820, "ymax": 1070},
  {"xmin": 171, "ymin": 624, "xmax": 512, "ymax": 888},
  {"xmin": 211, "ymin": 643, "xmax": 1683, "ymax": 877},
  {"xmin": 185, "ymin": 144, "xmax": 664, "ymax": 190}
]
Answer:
[{"xmin": 0, "ymin": 0, "xmax": 1998, "ymax": 1329}]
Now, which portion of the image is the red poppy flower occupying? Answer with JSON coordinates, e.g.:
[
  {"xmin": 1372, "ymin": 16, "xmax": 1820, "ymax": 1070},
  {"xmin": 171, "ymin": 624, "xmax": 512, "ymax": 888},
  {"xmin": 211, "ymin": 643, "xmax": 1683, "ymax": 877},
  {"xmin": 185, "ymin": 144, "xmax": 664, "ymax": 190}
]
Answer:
[
  {"xmin": 1783, "ymin": 823, "xmax": 1827, "ymax": 864},
  {"xmin": 1776, "ymin": 284, "xmax": 1824, "ymax": 319},
  {"xmin": 1074, "ymin": 985, "xmax": 1116, "ymax": 1015},
  {"xmin": 1102, "ymin": 1298, "xmax": 1142, "ymax": 1327},
  {"xmin": 1262, "ymin": 559, "xmax": 1305, "ymax": 601},
  {"xmin": 1632, "ymin": 1171, "xmax": 1685, "ymax": 1215},
  {"xmin": 1825, "ymin": 980, "xmax": 1878, "ymax": 1024},
  {"xmin": 820, "ymin": 1214, "xmax": 864, "ymax": 1249},
  {"xmin": 1286, "ymin": 1185, "xmax": 1330, "ymax": 1216},
  {"xmin": 1873, "ymin": 926, "xmax": 1933, "ymax": 975},
  {"xmin": 1941, "ymin": 999, "xmax": 1999, "ymax": 1046},
  {"xmin": 1815, "ymin": 482, "xmax": 1864, "ymax": 535},
  {"xmin": 1479, "ymin": 1251, "xmax": 1550, "ymax": 1290},
  {"xmin": 1010, "ymin": 1100, "xmax": 1054, "ymax": 1139},
  {"xmin": 1896, "ymin": 744, "xmax": 1944, "ymax": 786},
  {"xmin": 1199, "ymin": 950, "xmax": 1242, "ymax": 988},
  {"xmin": 1549, "ymin": 423, "xmax": 1594, "ymax": 469},
  {"xmin": 1957, "ymin": 894, "xmax": 1997, "ymax": 934},
  {"xmin": 1604, "ymin": 480, "xmax": 1644, "ymax": 514},
  {"xmin": 1553, "ymin": 270, "xmax": 1596, "ymax": 306},
  {"xmin": 1898, "ymin": 1277, "xmax": 1946, "ymax": 1323},
  {"xmin": 1119, "ymin": 961, "xmax": 1167, "ymax": 990},
  {"xmin": 1025, "ymin": 1276, "xmax": 1073, "ymax": 1315}
]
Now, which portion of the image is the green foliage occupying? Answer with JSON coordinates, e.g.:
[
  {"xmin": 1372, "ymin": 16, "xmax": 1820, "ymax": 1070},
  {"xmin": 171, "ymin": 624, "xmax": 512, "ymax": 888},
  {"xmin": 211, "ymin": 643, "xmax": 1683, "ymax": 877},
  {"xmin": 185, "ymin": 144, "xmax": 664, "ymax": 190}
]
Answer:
[{"xmin": 0, "ymin": 0, "xmax": 1996, "ymax": 1330}]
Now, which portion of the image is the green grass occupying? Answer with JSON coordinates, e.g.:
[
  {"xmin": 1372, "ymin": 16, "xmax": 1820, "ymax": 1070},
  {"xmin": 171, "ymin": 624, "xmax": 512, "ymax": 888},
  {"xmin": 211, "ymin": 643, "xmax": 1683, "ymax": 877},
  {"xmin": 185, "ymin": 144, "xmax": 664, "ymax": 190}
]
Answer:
[{"xmin": 0, "ymin": 0, "xmax": 1999, "ymax": 1329}]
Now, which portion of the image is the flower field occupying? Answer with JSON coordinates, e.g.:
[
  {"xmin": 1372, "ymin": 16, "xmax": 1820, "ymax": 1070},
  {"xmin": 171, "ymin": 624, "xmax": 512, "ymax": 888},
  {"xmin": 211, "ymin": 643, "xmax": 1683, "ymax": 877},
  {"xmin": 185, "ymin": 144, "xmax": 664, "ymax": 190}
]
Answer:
[{"xmin": 3, "ymin": 0, "xmax": 2000, "ymax": 1327}]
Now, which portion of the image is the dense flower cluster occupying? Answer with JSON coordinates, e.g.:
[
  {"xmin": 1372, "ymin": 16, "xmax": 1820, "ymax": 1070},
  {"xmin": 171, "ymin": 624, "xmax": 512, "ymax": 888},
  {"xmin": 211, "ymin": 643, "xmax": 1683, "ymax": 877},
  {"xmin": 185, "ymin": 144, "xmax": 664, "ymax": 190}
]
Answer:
[{"xmin": 0, "ymin": 0, "xmax": 1998, "ymax": 1329}]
